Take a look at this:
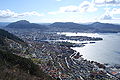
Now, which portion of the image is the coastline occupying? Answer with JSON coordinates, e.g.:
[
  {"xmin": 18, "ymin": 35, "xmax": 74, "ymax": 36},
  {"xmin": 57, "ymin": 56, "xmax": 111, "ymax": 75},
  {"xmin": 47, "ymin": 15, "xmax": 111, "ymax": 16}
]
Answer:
[{"xmin": 4, "ymin": 28, "xmax": 120, "ymax": 79}]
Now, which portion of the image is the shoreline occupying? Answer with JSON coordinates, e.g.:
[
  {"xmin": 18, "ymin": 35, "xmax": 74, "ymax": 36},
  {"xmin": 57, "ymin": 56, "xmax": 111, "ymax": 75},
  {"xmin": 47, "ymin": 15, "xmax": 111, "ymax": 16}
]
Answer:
[{"xmin": 4, "ymin": 28, "xmax": 120, "ymax": 79}]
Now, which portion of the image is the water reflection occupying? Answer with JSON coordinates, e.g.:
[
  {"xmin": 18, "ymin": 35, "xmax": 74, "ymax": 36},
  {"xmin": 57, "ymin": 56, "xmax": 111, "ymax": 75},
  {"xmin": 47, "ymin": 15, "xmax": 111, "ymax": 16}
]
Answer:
[{"xmin": 59, "ymin": 32, "xmax": 120, "ymax": 65}]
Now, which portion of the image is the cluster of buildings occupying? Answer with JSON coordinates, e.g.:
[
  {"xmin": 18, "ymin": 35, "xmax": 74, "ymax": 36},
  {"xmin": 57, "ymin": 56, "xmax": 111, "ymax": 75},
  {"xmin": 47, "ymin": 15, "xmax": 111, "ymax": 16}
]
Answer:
[{"xmin": 6, "ymin": 28, "xmax": 120, "ymax": 80}]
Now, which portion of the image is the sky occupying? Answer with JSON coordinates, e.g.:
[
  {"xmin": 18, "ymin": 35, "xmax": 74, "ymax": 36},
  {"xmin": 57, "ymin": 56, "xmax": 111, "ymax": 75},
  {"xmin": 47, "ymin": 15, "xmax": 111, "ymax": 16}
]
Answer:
[{"xmin": 0, "ymin": 0, "xmax": 120, "ymax": 23}]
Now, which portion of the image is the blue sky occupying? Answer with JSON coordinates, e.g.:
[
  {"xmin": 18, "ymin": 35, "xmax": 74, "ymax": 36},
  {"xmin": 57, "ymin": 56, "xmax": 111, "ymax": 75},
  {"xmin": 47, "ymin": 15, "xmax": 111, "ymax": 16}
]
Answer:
[{"xmin": 0, "ymin": 0, "xmax": 120, "ymax": 23}]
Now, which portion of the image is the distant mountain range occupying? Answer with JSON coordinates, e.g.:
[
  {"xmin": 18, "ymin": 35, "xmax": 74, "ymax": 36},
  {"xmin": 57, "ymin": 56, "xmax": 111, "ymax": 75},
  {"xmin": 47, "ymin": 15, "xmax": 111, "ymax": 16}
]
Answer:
[
  {"xmin": 49, "ymin": 22, "xmax": 95, "ymax": 32},
  {"xmin": 89, "ymin": 22, "xmax": 120, "ymax": 33},
  {"xmin": 4, "ymin": 20, "xmax": 120, "ymax": 33},
  {"xmin": 6, "ymin": 20, "xmax": 47, "ymax": 30},
  {"xmin": 49, "ymin": 22, "xmax": 120, "ymax": 33},
  {"xmin": 0, "ymin": 22, "xmax": 10, "ymax": 28}
]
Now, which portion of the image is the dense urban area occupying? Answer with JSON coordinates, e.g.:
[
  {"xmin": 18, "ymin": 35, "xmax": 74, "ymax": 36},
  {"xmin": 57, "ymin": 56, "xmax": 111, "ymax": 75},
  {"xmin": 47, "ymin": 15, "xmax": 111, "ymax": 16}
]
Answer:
[{"xmin": 0, "ymin": 20, "xmax": 120, "ymax": 80}]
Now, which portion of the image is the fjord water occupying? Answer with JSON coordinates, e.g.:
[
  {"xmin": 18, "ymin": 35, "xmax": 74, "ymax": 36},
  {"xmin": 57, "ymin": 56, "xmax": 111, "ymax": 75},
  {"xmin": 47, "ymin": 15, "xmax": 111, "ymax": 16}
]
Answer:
[{"xmin": 60, "ymin": 32, "xmax": 120, "ymax": 65}]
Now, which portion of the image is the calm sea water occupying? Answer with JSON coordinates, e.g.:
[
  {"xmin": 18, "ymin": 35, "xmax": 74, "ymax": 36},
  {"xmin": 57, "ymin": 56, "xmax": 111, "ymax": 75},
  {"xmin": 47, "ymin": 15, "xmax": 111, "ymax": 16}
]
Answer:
[{"xmin": 59, "ymin": 32, "xmax": 120, "ymax": 65}]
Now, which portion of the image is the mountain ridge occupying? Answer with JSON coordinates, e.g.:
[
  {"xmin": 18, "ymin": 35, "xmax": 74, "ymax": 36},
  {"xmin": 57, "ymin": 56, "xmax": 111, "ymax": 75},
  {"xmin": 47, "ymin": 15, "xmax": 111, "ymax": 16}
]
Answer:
[
  {"xmin": 5, "ymin": 20, "xmax": 120, "ymax": 33},
  {"xmin": 49, "ymin": 22, "xmax": 120, "ymax": 33},
  {"xmin": 6, "ymin": 20, "xmax": 47, "ymax": 30}
]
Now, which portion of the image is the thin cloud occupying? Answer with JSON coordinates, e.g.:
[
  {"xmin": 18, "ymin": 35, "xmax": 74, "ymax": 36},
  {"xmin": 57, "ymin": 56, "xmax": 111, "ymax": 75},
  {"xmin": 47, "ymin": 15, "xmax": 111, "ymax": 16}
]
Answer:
[
  {"xmin": 60, "ymin": 6, "xmax": 79, "ymax": 12},
  {"xmin": 0, "ymin": 9, "xmax": 44, "ymax": 18},
  {"xmin": 100, "ymin": 8, "xmax": 113, "ymax": 20},
  {"xmin": 48, "ymin": 1, "xmax": 97, "ymax": 14},
  {"xmin": 111, "ymin": 8, "xmax": 120, "ymax": 14},
  {"xmin": 100, "ymin": 8, "xmax": 120, "ymax": 20},
  {"xmin": 94, "ymin": 0, "xmax": 120, "ymax": 6},
  {"xmin": 101, "ymin": 14, "xmax": 113, "ymax": 20}
]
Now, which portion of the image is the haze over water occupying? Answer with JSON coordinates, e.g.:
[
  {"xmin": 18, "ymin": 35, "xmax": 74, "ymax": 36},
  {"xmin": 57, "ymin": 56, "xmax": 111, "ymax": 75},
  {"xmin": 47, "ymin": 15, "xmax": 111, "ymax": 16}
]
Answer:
[{"xmin": 61, "ymin": 32, "xmax": 120, "ymax": 65}]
